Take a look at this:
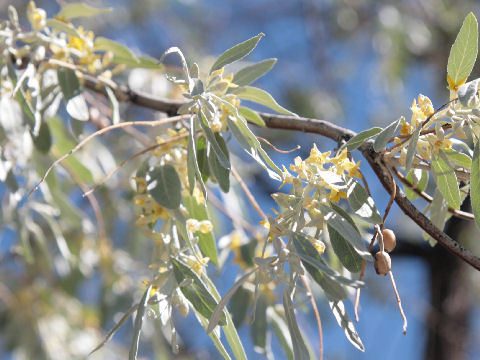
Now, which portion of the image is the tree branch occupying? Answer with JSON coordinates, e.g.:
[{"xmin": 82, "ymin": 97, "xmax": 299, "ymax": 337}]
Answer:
[{"xmin": 82, "ymin": 75, "xmax": 480, "ymax": 271}]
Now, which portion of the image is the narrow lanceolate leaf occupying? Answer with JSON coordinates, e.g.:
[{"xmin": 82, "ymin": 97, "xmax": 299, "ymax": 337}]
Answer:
[
  {"xmin": 344, "ymin": 127, "xmax": 382, "ymax": 151},
  {"xmin": 198, "ymin": 111, "xmax": 230, "ymax": 169},
  {"xmin": 187, "ymin": 124, "xmax": 197, "ymax": 195},
  {"xmin": 404, "ymin": 169, "xmax": 429, "ymax": 200},
  {"xmin": 210, "ymin": 33, "xmax": 265, "ymax": 73},
  {"xmin": 184, "ymin": 196, "xmax": 219, "ymax": 266},
  {"xmin": 233, "ymin": 86, "xmax": 296, "ymax": 116},
  {"xmin": 31, "ymin": 121, "xmax": 51, "ymax": 154},
  {"xmin": 405, "ymin": 126, "xmax": 421, "ymax": 173},
  {"xmin": 317, "ymin": 203, "xmax": 372, "ymax": 261},
  {"xmin": 328, "ymin": 225, "xmax": 363, "ymax": 273},
  {"xmin": 447, "ymin": 12, "xmax": 478, "ymax": 86},
  {"xmin": 58, "ymin": 3, "xmax": 111, "ymax": 19},
  {"xmin": 233, "ymin": 58, "xmax": 277, "ymax": 86},
  {"xmin": 94, "ymin": 37, "xmax": 138, "ymax": 64},
  {"xmin": 347, "ymin": 179, "xmax": 383, "ymax": 224},
  {"xmin": 208, "ymin": 133, "xmax": 230, "ymax": 192},
  {"xmin": 171, "ymin": 258, "xmax": 227, "ymax": 326},
  {"xmin": 373, "ymin": 118, "xmax": 401, "ymax": 152},
  {"xmin": 105, "ymin": 86, "xmax": 120, "ymax": 125},
  {"xmin": 239, "ymin": 106, "xmax": 266, "ymax": 127},
  {"xmin": 329, "ymin": 301, "xmax": 365, "ymax": 352},
  {"xmin": 90, "ymin": 303, "xmax": 139, "ymax": 355},
  {"xmin": 129, "ymin": 285, "xmax": 152, "ymax": 360},
  {"xmin": 441, "ymin": 148, "xmax": 472, "ymax": 169},
  {"xmin": 282, "ymin": 289, "xmax": 310, "ymax": 360},
  {"xmin": 57, "ymin": 67, "xmax": 89, "ymax": 121},
  {"xmin": 431, "ymin": 152, "xmax": 460, "ymax": 210},
  {"xmin": 328, "ymin": 203, "xmax": 364, "ymax": 272},
  {"xmin": 292, "ymin": 233, "xmax": 349, "ymax": 300},
  {"xmin": 147, "ymin": 165, "xmax": 181, "ymax": 209},
  {"xmin": 251, "ymin": 294, "xmax": 268, "ymax": 353},
  {"xmin": 268, "ymin": 307, "xmax": 294, "ymax": 360},
  {"xmin": 45, "ymin": 19, "xmax": 81, "ymax": 38},
  {"xmin": 471, "ymin": 141, "xmax": 480, "ymax": 229}
]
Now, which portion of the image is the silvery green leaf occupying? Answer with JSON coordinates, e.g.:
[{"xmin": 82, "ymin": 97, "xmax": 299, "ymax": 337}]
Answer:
[
  {"xmin": 447, "ymin": 13, "xmax": 478, "ymax": 85},
  {"xmin": 172, "ymin": 258, "xmax": 227, "ymax": 326},
  {"xmin": 282, "ymin": 289, "xmax": 310, "ymax": 360},
  {"xmin": 458, "ymin": 79, "xmax": 480, "ymax": 107},
  {"xmin": 57, "ymin": 67, "xmax": 89, "ymax": 121},
  {"xmin": 94, "ymin": 37, "xmax": 138, "ymax": 64},
  {"xmin": 373, "ymin": 118, "xmax": 401, "ymax": 152},
  {"xmin": 405, "ymin": 125, "xmax": 421, "ymax": 173},
  {"xmin": 210, "ymin": 33, "xmax": 265, "ymax": 73},
  {"xmin": 45, "ymin": 19, "xmax": 81, "ymax": 38},
  {"xmin": 90, "ymin": 303, "xmax": 139, "ymax": 355},
  {"xmin": 58, "ymin": 3, "xmax": 112, "ymax": 19},
  {"xmin": 160, "ymin": 47, "xmax": 192, "ymax": 89},
  {"xmin": 317, "ymin": 204, "xmax": 372, "ymax": 261},
  {"xmin": 184, "ymin": 196, "xmax": 218, "ymax": 266},
  {"xmin": 233, "ymin": 58, "xmax": 277, "ymax": 86},
  {"xmin": 431, "ymin": 151, "xmax": 460, "ymax": 210},
  {"xmin": 198, "ymin": 111, "xmax": 230, "ymax": 169},
  {"xmin": 251, "ymin": 294, "xmax": 268, "ymax": 354},
  {"xmin": 441, "ymin": 148, "xmax": 472, "ymax": 169},
  {"xmin": 191, "ymin": 79, "xmax": 204, "ymax": 97},
  {"xmin": 105, "ymin": 86, "xmax": 120, "ymax": 125},
  {"xmin": 404, "ymin": 169, "xmax": 428, "ymax": 200},
  {"xmin": 239, "ymin": 106, "xmax": 266, "ymax": 127},
  {"xmin": 31, "ymin": 120, "xmax": 51, "ymax": 153},
  {"xmin": 329, "ymin": 301, "xmax": 365, "ymax": 351},
  {"xmin": 471, "ymin": 140, "xmax": 480, "ymax": 229},
  {"xmin": 228, "ymin": 285, "xmax": 251, "ymax": 328},
  {"xmin": 233, "ymin": 86, "xmax": 296, "ymax": 116},
  {"xmin": 129, "ymin": 285, "xmax": 152, "ymax": 360},
  {"xmin": 208, "ymin": 133, "xmax": 230, "ymax": 192},
  {"xmin": 328, "ymin": 225, "xmax": 363, "ymax": 273},
  {"xmin": 268, "ymin": 307, "xmax": 294, "ymax": 360},
  {"xmin": 347, "ymin": 179, "xmax": 383, "ymax": 224},
  {"xmin": 147, "ymin": 165, "xmax": 182, "ymax": 209},
  {"xmin": 425, "ymin": 189, "xmax": 449, "ymax": 245},
  {"xmin": 344, "ymin": 127, "xmax": 382, "ymax": 151}
]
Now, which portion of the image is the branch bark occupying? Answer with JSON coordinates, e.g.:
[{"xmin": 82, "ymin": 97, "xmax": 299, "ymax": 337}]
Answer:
[{"xmin": 82, "ymin": 75, "xmax": 480, "ymax": 271}]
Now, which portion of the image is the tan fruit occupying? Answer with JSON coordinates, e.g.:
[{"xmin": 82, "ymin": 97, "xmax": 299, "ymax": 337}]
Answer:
[
  {"xmin": 374, "ymin": 251, "xmax": 391, "ymax": 276},
  {"xmin": 382, "ymin": 229, "xmax": 396, "ymax": 253}
]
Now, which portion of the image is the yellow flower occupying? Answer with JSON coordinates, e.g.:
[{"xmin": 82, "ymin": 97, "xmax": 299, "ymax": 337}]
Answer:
[
  {"xmin": 306, "ymin": 144, "xmax": 330, "ymax": 167},
  {"xmin": 185, "ymin": 255, "xmax": 209, "ymax": 275},
  {"xmin": 290, "ymin": 156, "xmax": 309, "ymax": 179},
  {"xmin": 330, "ymin": 148, "xmax": 360, "ymax": 177},
  {"xmin": 328, "ymin": 188, "xmax": 347, "ymax": 203},
  {"xmin": 313, "ymin": 240, "xmax": 325, "ymax": 254},
  {"xmin": 279, "ymin": 165, "xmax": 294, "ymax": 189},
  {"xmin": 186, "ymin": 219, "xmax": 199, "ymax": 232},
  {"xmin": 27, "ymin": 2, "xmax": 46, "ymax": 31},
  {"xmin": 447, "ymin": 74, "xmax": 466, "ymax": 92},
  {"xmin": 198, "ymin": 220, "xmax": 213, "ymax": 234}
]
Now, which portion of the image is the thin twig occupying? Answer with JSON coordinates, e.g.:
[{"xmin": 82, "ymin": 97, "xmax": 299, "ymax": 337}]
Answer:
[
  {"xmin": 389, "ymin": 271, "xmax": 408, "ymax": 335},
  {"xmin": 301, "ymin": 276, "xmax": 323, "ymax": 360},
  {"xmin": 383, "ymin": 167, "xmax": 396, "ymax": 225},
  {"xmin": 257, "ymin": 136, "xmax": 300, "ymax": 153},
  {"xmin": 83, "ymin": 134, "xmax": 187, "ymax": 197},
  {"xmin": 231, "ymin": 167, "xmax": 267, "ymax": 222},
  {"xmin": 29, "ymin": 115, "xmax": 189, "ymax": 196},
  {"xmin": 392, "ymin": 166, "xmax": 474, "ymax": 221}
]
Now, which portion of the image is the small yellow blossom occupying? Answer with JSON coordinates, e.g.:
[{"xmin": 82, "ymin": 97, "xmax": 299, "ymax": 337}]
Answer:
[
  {"xmin": 313, "ymin": 240, "xmax": 326, "ymax": 254},
  {"xmin": 27, "ymin": 2, "xmax": 46, "ymax": 31},
  {"xmin": 186, "ymin": 218, "xmax": 199, "ymax": 232},
  {"xmin": 185, "ymin": 254, "xmax": 209, "ymax": 275},
  {"xmin": 306, "ymin": 144, "xmax": 331, "ymax": 167},
  {"xmin": 328, "ymin": 188, "xmax": 347, "ymax": 203},
  {"xmin": 198, "ymin": 220, "xmax": 213, "ymax": 234},
  {"xmin": 279, "ymin": 165, "xmax": 294, "ymax": 189}
]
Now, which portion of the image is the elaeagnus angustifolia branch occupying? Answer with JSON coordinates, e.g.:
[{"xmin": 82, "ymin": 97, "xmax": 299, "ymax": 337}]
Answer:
[{"xmin": 80, "ymin": 73, "xmax": 480, "ymax": 272}]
